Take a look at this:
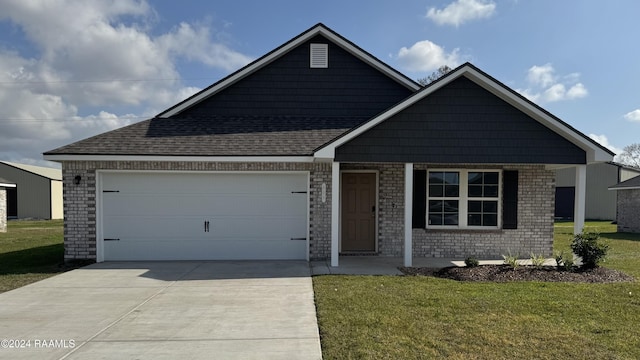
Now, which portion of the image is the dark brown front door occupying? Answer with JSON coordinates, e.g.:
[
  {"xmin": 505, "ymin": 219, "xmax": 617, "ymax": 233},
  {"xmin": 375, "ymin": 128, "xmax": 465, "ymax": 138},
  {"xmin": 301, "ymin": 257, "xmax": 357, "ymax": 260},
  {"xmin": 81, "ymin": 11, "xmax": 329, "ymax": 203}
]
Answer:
[{"xmin": 341, "ymin": 173, "xmax": 376, "ymax": 252}]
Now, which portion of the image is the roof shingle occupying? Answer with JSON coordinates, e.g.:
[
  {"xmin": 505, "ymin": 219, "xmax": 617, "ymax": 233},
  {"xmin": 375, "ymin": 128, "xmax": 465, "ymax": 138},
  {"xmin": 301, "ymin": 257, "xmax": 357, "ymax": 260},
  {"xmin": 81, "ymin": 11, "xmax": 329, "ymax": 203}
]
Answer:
[{"xmin": 45, "ymin": 116, "xmax": 368, "ymax": 156}]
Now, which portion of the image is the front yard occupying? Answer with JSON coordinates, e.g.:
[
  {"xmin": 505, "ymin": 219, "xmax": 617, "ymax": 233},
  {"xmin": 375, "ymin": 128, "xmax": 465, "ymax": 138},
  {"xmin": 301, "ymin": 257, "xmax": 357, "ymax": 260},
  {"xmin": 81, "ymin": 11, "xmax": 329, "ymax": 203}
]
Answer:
[
  {"xmin": 314, "ymin": 221, "xmax": 640, "ymax": 359},
  {"xmin": 1, "ymin": 220, "xmax": 639, "ymax": 358},
  {"xmin": 0, "ymin": 220, "xmax": 65, "ymax": 293}
]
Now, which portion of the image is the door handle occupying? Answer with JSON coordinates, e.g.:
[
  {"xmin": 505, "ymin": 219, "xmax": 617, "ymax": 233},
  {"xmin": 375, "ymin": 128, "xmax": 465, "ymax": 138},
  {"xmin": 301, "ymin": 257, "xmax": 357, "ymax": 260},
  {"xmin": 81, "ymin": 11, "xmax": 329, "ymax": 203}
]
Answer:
[{"xmin": 204, "ymin": 221, "xmax": 210, "ymax": 232}]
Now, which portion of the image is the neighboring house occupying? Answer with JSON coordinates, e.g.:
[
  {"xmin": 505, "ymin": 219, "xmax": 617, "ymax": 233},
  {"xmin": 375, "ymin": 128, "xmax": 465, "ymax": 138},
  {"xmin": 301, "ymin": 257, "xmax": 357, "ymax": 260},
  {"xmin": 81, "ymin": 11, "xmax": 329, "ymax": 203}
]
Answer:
[
  {"xmin": 609, "ymin": 176, "xmax": 640, "ymax": 233},
  {"xmin": 555, "ymin": 162, "xmax": 640, "ymax": 220},
  {"xmin": 43, "ymin": 24, "xmax": 613, "ymax": 266},
  {"xmin": 0, "ymin": 178, "xmax": 16, "ymax": 232},
  {"xmin": 0, "ymin": 161, "xmax": 63, "ymax": 220}
]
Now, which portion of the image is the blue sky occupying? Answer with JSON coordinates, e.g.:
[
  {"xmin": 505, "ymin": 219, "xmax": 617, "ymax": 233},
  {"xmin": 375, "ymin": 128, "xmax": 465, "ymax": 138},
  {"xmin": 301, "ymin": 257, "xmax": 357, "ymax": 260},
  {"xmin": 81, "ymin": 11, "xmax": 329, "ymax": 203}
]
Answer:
[{"xmin": 0, "ymin": 0, "xmax": 638, "ymax": 166}]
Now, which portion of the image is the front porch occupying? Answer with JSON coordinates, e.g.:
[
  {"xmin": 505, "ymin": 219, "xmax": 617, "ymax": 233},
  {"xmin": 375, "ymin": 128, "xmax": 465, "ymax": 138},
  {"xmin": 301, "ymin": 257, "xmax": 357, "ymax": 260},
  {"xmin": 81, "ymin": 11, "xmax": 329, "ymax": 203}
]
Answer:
[{"xmin": 327, "ymin": 162, "xmax": 588, "ymax": 268}]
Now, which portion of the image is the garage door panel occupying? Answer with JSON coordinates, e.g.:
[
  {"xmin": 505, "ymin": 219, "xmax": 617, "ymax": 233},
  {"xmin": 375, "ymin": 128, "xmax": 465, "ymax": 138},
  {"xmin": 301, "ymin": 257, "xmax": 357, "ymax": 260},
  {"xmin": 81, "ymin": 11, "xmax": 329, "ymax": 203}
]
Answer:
[
  {"xmin": 101, "ymin": 172, "xmax": 308, "ymax": 261},
  {"xmin": 105, "ymin": 238, "xmax": 306, "ymax": 261},
  {"xmin": 103, "ymin": 215, "xmax": 307, "ymax": 239},
  {"xmin": 104, "ymin": 194, "xmax": 303, "ymax": 217}
]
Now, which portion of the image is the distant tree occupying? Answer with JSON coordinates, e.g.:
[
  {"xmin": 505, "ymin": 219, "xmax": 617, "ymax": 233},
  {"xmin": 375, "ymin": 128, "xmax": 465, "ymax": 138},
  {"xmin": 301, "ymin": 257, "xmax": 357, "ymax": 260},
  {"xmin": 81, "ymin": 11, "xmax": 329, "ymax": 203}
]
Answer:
[
  {"xmin": 618, "ymin": 143, "xmax": 640, "ymax": 168},
  {"xmin": 417, "ymin": 65, "xmax": 453, "ymax": 86}
]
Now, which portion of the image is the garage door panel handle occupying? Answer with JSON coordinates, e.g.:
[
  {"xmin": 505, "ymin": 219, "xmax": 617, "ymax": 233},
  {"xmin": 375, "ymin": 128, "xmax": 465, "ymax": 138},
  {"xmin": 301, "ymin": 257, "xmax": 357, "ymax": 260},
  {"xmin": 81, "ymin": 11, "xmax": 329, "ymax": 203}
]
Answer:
[{"xmin": 204, "ymin": 220, "xmax": 210, "ymax": 232}]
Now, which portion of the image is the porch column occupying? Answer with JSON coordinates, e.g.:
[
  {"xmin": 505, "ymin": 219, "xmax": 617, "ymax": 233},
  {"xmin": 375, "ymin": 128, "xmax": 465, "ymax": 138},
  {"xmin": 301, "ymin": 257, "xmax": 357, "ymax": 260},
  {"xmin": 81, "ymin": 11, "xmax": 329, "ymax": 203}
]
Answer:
[
  {"xmin": 404, "ymin": 163, "xmax": 413, "ymax": 267},
  {"xmin": 574, "ymin": 165, "xmax": 587, "ymax": 235},
  {"xmin": 331, "ymin": 161, "xmax": 340, "ymax": 267}
]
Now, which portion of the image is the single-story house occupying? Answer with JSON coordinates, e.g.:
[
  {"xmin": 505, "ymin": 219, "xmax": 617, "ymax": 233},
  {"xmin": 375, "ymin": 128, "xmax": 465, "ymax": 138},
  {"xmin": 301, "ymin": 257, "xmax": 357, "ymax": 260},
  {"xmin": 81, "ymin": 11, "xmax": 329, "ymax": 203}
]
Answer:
[
  {"xmin": 0, "ymin": 161, "xmax": 63, "ymax": 220},
  {"xmin": 609, "ymin": 176, "xmax": 640, "ymax": 233},
  {"xmin": 43, "ymin": 23, "xmax": 613, "ymax": 266},
  {"xmin": 0, "ymin": 178, "xmax": 16, "ymax": 232},
  {"xmin": 555, "ymin": 162, "xmax": 640, "ymax": 220}
]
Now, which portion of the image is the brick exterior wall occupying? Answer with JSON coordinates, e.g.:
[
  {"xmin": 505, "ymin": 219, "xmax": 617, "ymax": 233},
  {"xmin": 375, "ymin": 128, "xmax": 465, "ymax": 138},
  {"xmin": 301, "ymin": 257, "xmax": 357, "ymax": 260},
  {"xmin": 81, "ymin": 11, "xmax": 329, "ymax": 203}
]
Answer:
[
  {"xmin": 413, "ymin": 165, "xmax": 555, "ymax": 258},
  {"xmin": 61, "ymin": 161, "xmax": 554, "ymax": 262},
  {"xmin": 617, "ymin": 189, "xmax": 640, "ymax": 233},
  {"xmin": 61, "ymin": 161, "xmax": 333, "ymax": 261},
  {"xmin": 0, "ymin": 188, "xmax": 6, "ymax": 232}
]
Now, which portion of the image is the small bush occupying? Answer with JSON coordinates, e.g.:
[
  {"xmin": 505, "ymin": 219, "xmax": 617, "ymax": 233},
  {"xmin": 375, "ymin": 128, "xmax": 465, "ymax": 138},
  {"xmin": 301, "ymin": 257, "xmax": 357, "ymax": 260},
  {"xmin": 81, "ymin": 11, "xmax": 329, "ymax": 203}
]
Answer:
[
  {"xmin": 570, "ymin": 232, "xmax": 609, "ymax": 269},
  {"xmin": 554, "ymin": 250, "xmax": 575, "ymax": 271},
  {"xmin": 464, "ymin": 257, "xmax": 479, "ymax": 268},
  {"xmin": 502, "ymin": 252, "xmax": 520, "ymax": 269},
  {"xmin": 530, "ymin": 253, "xmax": 546, "ymax": 268}
]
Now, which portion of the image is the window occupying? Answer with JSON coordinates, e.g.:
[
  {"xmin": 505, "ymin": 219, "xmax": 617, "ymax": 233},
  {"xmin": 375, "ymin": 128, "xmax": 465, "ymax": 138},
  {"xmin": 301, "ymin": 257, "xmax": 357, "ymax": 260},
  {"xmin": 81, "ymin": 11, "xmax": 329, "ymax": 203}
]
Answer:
[
  {"xmin": 428, "ymin": 172, "xmax": 459, "ymax": 226},
  {"xmin": 427, "ymin": 170, "xmax": 501, "ymax": 228}
]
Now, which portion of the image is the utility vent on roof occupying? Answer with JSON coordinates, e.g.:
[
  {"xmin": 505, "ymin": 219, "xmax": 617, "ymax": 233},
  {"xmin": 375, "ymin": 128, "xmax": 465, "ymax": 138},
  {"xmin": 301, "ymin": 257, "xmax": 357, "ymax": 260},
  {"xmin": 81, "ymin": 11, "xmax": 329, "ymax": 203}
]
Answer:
[{"xmin": 310, "ymin": 43, "xmax": 328, "ymax": 68}]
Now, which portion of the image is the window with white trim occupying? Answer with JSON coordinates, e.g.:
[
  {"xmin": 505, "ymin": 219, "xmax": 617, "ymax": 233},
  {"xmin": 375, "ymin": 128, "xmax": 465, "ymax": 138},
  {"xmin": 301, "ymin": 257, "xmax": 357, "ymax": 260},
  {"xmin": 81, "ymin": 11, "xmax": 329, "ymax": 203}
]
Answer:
[{"xmin": 427, "ymin": 170, "xmax": 501, "ymax": 228}]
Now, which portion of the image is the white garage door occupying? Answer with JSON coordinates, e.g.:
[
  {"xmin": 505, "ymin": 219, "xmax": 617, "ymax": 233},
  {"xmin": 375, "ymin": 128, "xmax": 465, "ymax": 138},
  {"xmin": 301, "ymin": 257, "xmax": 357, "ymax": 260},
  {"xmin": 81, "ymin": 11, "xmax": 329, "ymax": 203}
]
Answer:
[{"xmin": 100, "ymin": 172, "xmax": 308, "ymax": 261}]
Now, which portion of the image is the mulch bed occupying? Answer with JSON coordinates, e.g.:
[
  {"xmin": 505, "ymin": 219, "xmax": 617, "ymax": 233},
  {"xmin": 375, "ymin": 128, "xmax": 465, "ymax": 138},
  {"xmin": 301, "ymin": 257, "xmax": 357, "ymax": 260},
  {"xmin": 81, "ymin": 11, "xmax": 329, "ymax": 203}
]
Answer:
[{"xmin": 399, "ymin": 265, "xmax": 635, "ymax": 283}]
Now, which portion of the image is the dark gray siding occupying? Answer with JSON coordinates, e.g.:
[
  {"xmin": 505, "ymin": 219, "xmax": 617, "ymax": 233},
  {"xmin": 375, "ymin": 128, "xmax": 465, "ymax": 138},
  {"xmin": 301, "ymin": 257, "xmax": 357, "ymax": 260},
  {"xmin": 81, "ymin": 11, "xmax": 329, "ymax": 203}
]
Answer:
[
  {"xmin": 335, "ymin": 76, "xmax": 586, "ymax": 164},
  {"xmin": 178, "ymin": 35, "xmax": 413, "ymax": 119}
]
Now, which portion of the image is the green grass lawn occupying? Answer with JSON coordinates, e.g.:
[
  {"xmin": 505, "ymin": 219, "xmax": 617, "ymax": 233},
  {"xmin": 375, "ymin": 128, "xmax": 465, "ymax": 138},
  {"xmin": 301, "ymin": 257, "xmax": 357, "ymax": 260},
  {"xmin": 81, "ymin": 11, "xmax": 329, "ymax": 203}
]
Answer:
[
  {"xmin": 314, "ymin": 221, "xmax": 640, "ymax": 359},
  {"xmin": 0, "ymin": 219, "xmax": 65, "ymax": 293},
  {"xmin": 3, "ymin": 219, "xmax": 640, "ymax": 358}
]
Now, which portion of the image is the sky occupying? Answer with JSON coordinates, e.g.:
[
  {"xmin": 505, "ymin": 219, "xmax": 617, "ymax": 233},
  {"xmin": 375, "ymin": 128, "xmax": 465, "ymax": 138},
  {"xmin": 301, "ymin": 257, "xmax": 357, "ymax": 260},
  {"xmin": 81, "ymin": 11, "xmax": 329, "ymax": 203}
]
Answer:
[{"xmin": 0, "ymin": 0, "xmax": 638, "ymax": 167}]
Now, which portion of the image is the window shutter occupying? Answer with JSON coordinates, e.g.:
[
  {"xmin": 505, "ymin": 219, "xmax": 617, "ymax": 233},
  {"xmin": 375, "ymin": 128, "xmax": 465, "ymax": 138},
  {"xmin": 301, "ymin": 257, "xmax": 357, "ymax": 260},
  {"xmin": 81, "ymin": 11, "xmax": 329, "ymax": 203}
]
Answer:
[
  {"xmin": 412, "ymin": 170, "xmax": 426, "ymax": 228},
  {"xmin": 502, "ymin": 170, "xmax": 518, "ymax": 229}
]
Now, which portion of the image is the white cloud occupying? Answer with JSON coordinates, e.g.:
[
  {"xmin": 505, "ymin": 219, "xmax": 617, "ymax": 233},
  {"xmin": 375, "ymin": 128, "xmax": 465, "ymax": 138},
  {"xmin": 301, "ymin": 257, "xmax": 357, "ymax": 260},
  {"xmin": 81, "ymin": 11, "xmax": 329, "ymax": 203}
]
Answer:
[
  {"xmin": 426, "ymin": 0, "xmax": 496, "ymax": 27},
  {"xmin": 517, "ymin": 63, "xmax": 588, "ymax": 103},
  {"xmin": 589, "ymin": 134, "xmax": 623, "ymax": 159},
  {"xmin": 623, "ymin": 109, "xmax": 640, "ymax": 122},
  {"xmin": 526, "ymin": 64, "xmax": 555, "ymax": 87},
  {"xmin": 0, "ymin": 0, "xmax": 251, "ymax": 164},
  {"xmin": 397, "ymin": 40, "xmax": 461, "ymax": 72}
]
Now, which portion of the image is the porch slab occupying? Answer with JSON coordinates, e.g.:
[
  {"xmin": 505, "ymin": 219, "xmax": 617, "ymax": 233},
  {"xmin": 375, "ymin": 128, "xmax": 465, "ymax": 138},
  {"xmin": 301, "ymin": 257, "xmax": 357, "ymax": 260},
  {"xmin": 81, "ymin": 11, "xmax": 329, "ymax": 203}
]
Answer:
[{"xmin": 310, "ymin": 257, "xmax": 556, "ymax": 276}]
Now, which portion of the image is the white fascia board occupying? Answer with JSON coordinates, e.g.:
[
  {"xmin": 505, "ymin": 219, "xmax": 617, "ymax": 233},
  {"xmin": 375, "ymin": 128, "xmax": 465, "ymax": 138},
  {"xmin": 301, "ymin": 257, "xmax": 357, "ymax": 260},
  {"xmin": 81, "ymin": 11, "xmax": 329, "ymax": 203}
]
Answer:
[
  {"xmin": 43, "ymin": 155, "xmax": 314, "ymax": 163},
  {"xmin": 159, "ymin": 25, "xmax": 419, "ymax": 118},
  {"xmin": 0, "ymin": 182, "xmax": 16, "ymax": 188}
]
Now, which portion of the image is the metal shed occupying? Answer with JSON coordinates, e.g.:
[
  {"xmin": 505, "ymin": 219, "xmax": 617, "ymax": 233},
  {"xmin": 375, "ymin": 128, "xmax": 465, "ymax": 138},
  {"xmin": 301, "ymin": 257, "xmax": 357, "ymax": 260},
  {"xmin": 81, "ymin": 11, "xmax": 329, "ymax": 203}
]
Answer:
[{"xmin": 0, "ymin": 161, "xmax": 63, "ymax": 220}]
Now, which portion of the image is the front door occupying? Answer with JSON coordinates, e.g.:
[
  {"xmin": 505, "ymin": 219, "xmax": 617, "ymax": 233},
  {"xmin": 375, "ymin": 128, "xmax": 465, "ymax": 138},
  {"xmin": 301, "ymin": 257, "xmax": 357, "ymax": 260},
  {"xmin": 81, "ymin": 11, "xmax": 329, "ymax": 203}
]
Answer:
[{"xmin": 341, "ymin": 173, "xmax": 376, "ymax": 252}]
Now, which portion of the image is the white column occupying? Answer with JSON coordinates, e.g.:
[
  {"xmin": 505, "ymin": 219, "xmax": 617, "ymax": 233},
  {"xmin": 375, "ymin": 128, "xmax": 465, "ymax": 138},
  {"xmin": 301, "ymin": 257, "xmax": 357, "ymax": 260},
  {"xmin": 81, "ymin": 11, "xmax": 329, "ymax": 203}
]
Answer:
[
  {"xmin": 404, "ymin": 163, "xmax": 413, "ymax": 267},
  {"xmin": 331, "ymin": 162, "xmax": 340, "ymax": 267},
  {"xmin": 574, "ymin": 165, "xmax": 587, "ymax": 235}
]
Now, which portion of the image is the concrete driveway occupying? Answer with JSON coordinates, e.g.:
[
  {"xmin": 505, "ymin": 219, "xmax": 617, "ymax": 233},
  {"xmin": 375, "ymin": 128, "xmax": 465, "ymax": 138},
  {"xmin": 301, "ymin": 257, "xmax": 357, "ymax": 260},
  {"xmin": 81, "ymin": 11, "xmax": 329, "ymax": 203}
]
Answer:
[{"xmin": 0, "ymin": 261, "xmax": 322, "ymax": 360}]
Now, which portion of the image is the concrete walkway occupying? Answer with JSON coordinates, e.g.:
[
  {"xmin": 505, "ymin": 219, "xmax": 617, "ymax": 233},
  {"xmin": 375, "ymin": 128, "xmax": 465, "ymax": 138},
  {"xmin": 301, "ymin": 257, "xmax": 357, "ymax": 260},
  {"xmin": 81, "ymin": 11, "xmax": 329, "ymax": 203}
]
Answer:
[{"xmin": 0, "ymin": 261, "xmax": 322, "ymax": 360}]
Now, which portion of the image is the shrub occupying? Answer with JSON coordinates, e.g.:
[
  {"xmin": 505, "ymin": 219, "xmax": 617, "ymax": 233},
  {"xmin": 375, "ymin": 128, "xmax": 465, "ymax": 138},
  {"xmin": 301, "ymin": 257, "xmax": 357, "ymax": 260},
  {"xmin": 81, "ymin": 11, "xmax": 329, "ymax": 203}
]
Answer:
[
  {"xmin": 502, "ymin": 252, "xmax": 520, "ymax": 269},
  {"xmin": 570, "ymin": 232, "xmax": 609, "ymax": 269},
  {"xmin": 464, "ymin": 257, "xmax": 479, "ymax": 268},
  {"xmin": 554, "ymin": 250, "xmax": 575, "ymax": 271},
  {"xmin": 530, "ymin": 253, "xmax": 546, "ymax": 268}
]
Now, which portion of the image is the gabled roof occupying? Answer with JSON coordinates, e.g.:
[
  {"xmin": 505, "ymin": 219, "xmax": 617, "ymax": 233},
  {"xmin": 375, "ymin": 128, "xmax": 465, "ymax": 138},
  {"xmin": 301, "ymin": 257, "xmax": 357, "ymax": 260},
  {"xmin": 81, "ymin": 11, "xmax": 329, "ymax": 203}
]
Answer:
[
  {"xmin": 0, "ymin": 161, "xmax": 62, "ymax": 181},
  {"xmin": 44, "ymin": 116, "xmax": 367, "ymax": 158},
  {"xmin": 314, "ymin": 63, "xmax": 614, "ymax": 164},
  {"xmin": 609, "ymin": 175, "xmax": 640, "ymax": 190},
  {"xmin": 157, "ymin": 23, "xmax": 420, "ymax": 118}
]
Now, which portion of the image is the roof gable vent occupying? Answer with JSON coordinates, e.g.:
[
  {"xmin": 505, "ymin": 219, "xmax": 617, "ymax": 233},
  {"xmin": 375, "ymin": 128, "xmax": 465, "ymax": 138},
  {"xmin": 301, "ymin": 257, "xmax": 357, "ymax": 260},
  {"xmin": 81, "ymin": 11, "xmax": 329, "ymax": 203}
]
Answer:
[{"xmin": 310, "ymin": 43, "xmax": 328, "ymax": 68}]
